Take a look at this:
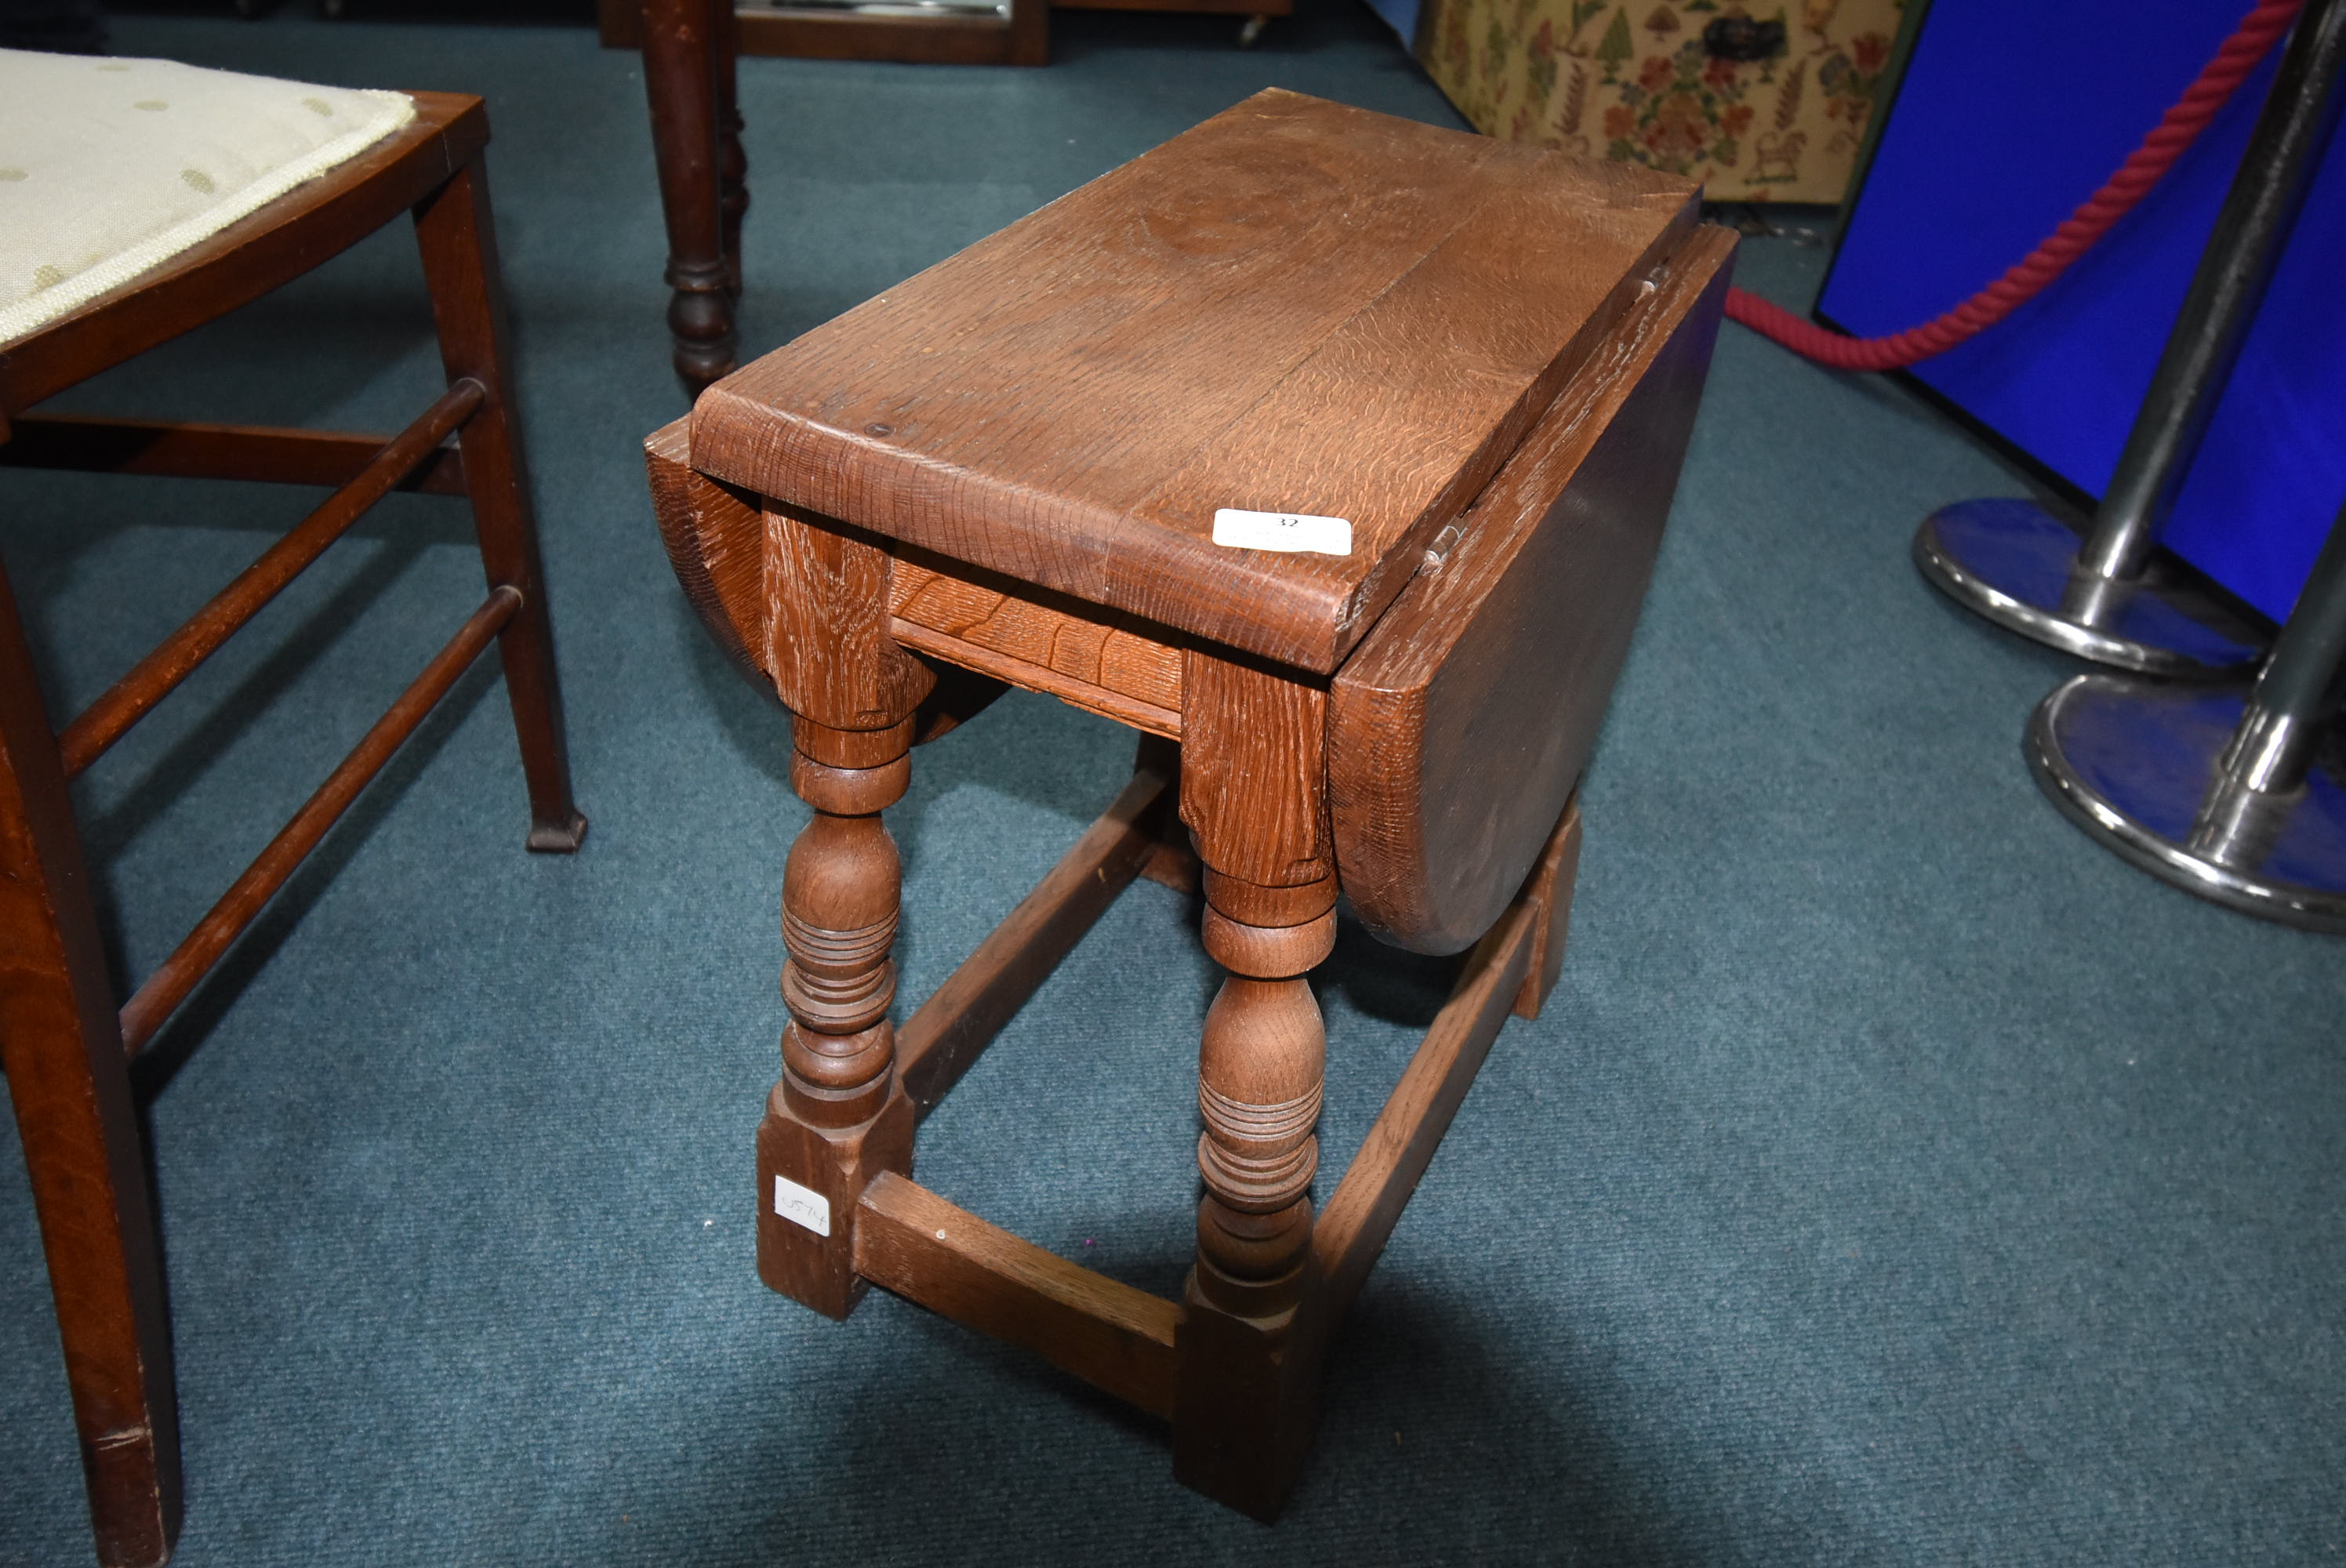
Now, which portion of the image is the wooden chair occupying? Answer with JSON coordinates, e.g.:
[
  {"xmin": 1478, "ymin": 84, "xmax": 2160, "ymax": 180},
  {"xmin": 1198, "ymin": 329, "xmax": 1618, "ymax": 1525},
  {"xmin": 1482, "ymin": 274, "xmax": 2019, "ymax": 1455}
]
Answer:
[{"xmin": 0, "ymin": 89, "xmax": 584, "ymax": 1567}]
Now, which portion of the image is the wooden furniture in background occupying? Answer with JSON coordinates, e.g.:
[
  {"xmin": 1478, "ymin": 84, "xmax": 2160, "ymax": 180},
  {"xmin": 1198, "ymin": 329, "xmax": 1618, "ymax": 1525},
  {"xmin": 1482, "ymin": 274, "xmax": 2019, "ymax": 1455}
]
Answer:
[
  {"xmin": 618, "ymin": 0, "xmax": 1043, "ymax": 388},
  {"xmin": 1048, "ymin": 0, "xmax": 1290, "ymax": 49},
  {"xmin": 0, "ymin": 93, "xmax": 585, "ymax": 1568},
  {"xmin": 647, "ymin": 89, "xmax": 1732, "ymax": 1515},
  {"xmin": 606, "ymin": 0, "xmax": 1046, "ymax": 68},
  {"xmin": 630, "ymin": 0, "xmax": 753, "ymax": 392},
  {"xmin": 618, "ymin": 0, "xmax": 1322, "ymax": 393}
]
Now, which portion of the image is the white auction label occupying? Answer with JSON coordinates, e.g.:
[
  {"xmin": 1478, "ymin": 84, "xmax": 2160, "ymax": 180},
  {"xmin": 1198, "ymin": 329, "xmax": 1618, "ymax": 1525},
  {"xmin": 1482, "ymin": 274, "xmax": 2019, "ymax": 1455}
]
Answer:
[
  {"xmin": 1211, "ymin": 508, "xmax": 1353, "ymax": 557},
  {"xmin": 772, "ymin": 1174, "xmax": 831, "ymax": 1237}
]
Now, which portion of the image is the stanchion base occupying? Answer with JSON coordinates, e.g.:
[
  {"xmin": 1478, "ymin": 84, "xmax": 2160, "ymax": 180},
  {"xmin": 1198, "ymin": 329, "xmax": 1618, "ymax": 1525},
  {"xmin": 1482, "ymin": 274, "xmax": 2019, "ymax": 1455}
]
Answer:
[
  {"xmin": 2027, "ymin": 673, "xmax": 2346, "ymax": 932},
  {"xmin": 1915, "ymin": 499, "xmax": 2267, "ymax": 677}
]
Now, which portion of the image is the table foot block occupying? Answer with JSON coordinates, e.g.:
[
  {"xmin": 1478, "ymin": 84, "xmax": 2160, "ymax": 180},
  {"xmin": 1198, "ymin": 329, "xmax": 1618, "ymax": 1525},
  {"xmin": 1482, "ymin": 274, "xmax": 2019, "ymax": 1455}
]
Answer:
[
  {"xmin": 853, "ymin": 1172, "xmax": 1180, "ymax": 1418},
  {"xmin": 756, "ymin": 1080, "xmax": 914, "ymax": 1319},
  {"xmin": 1172, "ymin": 1281, "xmax": 1327, "ymax": 1522},
  {"xmin": 896, "ymin": 760, "xmax": 1175, "ymax": 1117}
]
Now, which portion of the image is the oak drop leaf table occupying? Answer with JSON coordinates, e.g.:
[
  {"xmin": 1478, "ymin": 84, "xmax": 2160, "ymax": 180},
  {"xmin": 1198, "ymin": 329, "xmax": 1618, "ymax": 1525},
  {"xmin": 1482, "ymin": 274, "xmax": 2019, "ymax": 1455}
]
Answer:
[{"xmin": 646, "ymin": 89, "xmax": 1734, "ymax": 1517}]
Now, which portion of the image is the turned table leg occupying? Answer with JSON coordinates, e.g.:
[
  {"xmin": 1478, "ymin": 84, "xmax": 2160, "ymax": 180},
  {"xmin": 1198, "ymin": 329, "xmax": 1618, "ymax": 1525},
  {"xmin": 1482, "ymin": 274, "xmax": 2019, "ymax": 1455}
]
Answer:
[
  {"xmin": 752, "ymin": 505, "xmax": 934, "ymax": 1317},
  {"xmin": 756, "ymin": 717, "xmax": 917, "ymax": 1317},
  {"xmin": 715, "ymin": 0, "xmax": 746, "ymax": 301},
  {"xmin": 1171, "ymin": 652, "xmax": 1338, "ymax": 1518},
  {"xmin": 640, "ymin": 0, "xmax": 739, "ymax": 392}
]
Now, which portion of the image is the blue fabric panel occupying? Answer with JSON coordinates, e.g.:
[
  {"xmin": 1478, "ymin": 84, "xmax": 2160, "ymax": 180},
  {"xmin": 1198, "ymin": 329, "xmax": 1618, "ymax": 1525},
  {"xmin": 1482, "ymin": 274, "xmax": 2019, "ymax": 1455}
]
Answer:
[
  {"xmin": 1364, "ymin": 0, "xmax": 1421, "ymax": 47},
  {"xmin": 1819, "ymin": 0, "xmax": 2346, "ymax": 622}
]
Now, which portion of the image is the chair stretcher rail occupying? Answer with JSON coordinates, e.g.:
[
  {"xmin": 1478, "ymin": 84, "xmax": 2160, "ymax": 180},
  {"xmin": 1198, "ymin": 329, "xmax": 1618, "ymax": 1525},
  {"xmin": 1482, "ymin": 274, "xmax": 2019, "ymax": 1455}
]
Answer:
[
  {"xmin": 58, "ymin": 379, "xmax": 485, "ymax": 779},
  {"xmin": 0, "ymin": 414, "xmax": 469, "ymax": 496},
  {"xmin": 118, "ymin": 585, "xmax": 521, "ymax": 1055}
]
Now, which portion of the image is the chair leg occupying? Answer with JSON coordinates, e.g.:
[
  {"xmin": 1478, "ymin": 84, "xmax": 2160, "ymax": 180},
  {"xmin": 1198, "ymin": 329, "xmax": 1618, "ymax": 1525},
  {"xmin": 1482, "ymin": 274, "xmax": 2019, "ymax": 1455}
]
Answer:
[
  {"xmin": 411, "ymin": 154, "xmax": 588, "ymax": 855},
  {"xmin": 0, "ymin": 562, "xmax": 182, "ymax": 1568}
]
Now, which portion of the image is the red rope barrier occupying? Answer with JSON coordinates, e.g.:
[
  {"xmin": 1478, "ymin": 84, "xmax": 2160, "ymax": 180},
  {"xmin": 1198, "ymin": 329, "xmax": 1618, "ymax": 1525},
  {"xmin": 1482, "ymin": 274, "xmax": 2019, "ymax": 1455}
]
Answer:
[{"xmin": 1724, "ymin": 0, "xmax": 2304, "ymax": 372}]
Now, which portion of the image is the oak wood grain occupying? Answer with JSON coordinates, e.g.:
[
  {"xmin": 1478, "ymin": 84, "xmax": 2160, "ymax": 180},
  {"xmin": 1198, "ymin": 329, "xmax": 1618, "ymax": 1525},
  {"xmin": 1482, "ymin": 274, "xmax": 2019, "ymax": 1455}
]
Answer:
[
  {"xmin": 690, "ymin": 89, "xmax": 1697, "ymax": 673},
  {"xmin": 1178, "ymin": 651, "xmax": 1329, "ymax": 891},
  {"xmin": 648, "ymin": 93, "xmax": 1734, "ymax": 1527},
  {"xmin": 891, "ymin": 556, "xmax": 1182, "ymax": 729},
  {"xmin": 647, "ymin": 415, "xmax": 768, "ymax": 695},
  {"xmin": 762, "ymin": 505, "xmax": 935, "ymax": 732},
  {"xmin": 1329, "ymin": 223, "xmax": 1736, "ymax": 953},
  {"xmin": 758, "ymin": 634, "xmax": 920, "ymax": 1317},
  {"xmin": 889, "ymin": 619, "xmax": 1180, "ymax": 738},
  {"xmin": 650, "ymin": 419, "xmax": 1185, "ymax": 733},
  {"xmin": 855, "ymin": 1172, "xmax": 1180, "ymax": 1418}
]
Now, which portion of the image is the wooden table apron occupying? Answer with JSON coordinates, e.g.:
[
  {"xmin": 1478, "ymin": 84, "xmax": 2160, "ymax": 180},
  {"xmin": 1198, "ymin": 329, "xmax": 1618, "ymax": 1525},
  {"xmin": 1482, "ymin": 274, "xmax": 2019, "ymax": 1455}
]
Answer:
[{"xmin": 645, "ymin": 91, "xmax": 1735, "ymax": 1518}]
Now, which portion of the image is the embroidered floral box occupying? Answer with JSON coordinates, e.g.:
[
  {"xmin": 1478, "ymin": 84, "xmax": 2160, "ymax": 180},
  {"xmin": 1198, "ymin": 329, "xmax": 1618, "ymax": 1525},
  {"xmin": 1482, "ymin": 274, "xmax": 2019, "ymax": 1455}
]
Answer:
[{"xmin": 1416, "ymin": 0, "xmax": 1904, "ymax": 203}]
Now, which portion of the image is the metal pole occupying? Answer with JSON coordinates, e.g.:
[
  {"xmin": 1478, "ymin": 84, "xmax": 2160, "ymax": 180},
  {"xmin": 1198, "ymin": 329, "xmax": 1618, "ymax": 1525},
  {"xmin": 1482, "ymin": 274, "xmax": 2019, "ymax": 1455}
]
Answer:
[
  {"xmin": 2025, "ymin": 492, "xmax": 2346, "ymax": 932},
  {"xmin": 1914, "ymin": 0, "xmax": 2346, "ymax": 676},
  {"xmin": 2215, "ymin": 495, "xmax": 2346, "ymax": 793},
  {"xmin": 2081, "ymin": 0, "xmax": 2346, "ymax": 582}
]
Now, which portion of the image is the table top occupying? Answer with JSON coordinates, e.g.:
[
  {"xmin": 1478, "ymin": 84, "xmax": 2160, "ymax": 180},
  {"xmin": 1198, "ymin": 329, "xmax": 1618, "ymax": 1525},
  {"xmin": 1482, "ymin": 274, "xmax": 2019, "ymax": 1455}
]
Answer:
[{"xmin": 691, "ymin": 89, "xmax": 1698, "ymax": 673}]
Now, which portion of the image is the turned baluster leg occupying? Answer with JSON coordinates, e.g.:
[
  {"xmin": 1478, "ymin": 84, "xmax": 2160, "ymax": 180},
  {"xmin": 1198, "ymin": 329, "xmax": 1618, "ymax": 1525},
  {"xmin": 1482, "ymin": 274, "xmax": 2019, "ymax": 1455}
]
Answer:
[
  {"xmin": 755, "ymin": 718, "xmax": 917, "ymax": 1318},
  {"xmin": 640, "ymin": 0, "xmax": 738, "ymax": 391},
  {"xmin": 752, "ymin": 504, "xmax": 934, "ymax": 1318},
  {"xmin": 1171, "ymin": 652, "xmax": 1338, "ymax": 1519}
]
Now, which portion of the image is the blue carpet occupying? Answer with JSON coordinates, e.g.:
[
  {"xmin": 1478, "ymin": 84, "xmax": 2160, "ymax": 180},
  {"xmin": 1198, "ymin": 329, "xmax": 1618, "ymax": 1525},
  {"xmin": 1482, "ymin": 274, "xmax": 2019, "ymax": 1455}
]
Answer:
[{"xmin": 3, "ymin": 5, "xmax": 2342, "ymax": 1564}]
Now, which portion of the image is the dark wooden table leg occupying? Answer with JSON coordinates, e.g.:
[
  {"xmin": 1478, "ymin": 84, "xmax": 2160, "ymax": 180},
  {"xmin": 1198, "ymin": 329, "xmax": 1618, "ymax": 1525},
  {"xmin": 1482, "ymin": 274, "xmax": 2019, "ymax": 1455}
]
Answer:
[
  {"xmin": 753, "ymin": 508, "xmax": 935, "ymax": 1317},
  {"xmin": 640, "ymin": 0, "xmax": 739, "ymax": 393},
  {"xmin": 1170, "ymin": 651, "xmax": 1338, "ymax": 1519},
  {"xmin": 0, "ymin": 561, "xmax": 182, "ymax": 1568},
  {"xmin": 716, "ymin": 0, "xmax": 747, "ymax": 300},
  {"xmin": 412, "ymin": 154, "xmax": 588, "ymax": 854}
]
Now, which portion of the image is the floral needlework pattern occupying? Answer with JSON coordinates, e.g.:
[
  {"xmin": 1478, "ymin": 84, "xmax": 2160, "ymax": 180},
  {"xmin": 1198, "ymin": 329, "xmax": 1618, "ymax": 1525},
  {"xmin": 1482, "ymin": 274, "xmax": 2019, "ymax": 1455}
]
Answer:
[{"xmin": 1419, "ymin": 0, "xmax": 1901, "ymax": 203}]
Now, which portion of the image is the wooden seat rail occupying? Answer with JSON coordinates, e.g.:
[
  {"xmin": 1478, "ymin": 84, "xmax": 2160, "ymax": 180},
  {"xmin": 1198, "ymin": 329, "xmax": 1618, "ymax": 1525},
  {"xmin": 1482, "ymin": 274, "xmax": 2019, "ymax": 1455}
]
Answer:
[{"xmin": 51, "ymin": 379, "xmax": 485, "ymax": 777}]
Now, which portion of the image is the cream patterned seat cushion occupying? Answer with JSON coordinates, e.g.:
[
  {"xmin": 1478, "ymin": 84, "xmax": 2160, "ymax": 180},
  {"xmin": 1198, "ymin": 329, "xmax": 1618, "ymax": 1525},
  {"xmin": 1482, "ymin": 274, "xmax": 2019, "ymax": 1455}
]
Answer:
[{"xmin": 0, "ymin": 48, "xmax": 415, "ymax": 346}]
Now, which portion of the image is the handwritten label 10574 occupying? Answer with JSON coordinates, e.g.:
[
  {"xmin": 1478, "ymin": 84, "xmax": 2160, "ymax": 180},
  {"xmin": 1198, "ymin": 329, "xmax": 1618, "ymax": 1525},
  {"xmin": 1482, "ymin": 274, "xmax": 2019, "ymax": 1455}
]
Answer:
[{"xmin": 773, "ymin": 1174, "xmax": 831, "ymax": 1237}]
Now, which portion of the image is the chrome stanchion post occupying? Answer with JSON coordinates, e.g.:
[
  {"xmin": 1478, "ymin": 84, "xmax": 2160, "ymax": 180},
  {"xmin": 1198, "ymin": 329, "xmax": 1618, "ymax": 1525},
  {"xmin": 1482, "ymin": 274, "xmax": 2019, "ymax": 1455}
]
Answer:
[
  {"xmin": 1915, "ymin": 0, "xmax": 2346, "ymax": 677},
  {"xmin": 2027, "ymin": 492, "xmax": 2346, "ymax": 931}
]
